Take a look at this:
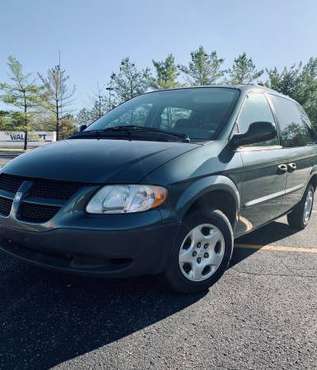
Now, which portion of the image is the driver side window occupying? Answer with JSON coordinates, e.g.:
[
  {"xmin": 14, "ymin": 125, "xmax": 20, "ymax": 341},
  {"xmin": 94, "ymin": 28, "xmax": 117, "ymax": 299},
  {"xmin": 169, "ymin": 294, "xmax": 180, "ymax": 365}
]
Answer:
[{"xmin": 238, "ymin": 93, "xmax": 279, "ymax": 146}]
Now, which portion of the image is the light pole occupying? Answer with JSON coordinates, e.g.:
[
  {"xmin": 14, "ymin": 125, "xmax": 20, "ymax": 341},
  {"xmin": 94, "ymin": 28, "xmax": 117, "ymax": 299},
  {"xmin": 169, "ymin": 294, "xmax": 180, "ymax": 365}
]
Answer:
[{"xmin": 106, "ymin": 87, "xmax": 114, "ymax": 110}]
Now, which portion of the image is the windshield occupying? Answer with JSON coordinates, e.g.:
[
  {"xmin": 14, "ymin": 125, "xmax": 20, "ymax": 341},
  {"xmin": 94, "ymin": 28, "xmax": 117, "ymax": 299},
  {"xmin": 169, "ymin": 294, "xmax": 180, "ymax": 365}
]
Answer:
[{"xmin": 86, "ymin": 87, "xmax": 240, "ymax": 141}]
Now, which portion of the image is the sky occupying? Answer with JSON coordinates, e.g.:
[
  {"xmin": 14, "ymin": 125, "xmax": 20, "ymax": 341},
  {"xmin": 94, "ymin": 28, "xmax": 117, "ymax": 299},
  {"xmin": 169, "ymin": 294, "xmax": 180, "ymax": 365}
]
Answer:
[{"xmin": 0, "ymin": 0, "xmax": 317, "ymax": 112}]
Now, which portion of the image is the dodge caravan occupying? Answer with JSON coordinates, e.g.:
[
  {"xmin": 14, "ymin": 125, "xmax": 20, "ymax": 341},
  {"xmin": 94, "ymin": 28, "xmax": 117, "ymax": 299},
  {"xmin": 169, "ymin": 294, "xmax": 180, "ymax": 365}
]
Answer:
[{"xmin": 0, "ymin": 86, "xmax": 315, "ymax": 293}]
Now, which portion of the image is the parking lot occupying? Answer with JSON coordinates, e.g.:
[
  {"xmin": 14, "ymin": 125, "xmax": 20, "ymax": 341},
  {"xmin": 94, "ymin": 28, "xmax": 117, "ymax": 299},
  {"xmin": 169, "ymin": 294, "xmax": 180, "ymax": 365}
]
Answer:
[{"xmin": 0, "ymin": 158, "xmax": 316, "ymax": 370}]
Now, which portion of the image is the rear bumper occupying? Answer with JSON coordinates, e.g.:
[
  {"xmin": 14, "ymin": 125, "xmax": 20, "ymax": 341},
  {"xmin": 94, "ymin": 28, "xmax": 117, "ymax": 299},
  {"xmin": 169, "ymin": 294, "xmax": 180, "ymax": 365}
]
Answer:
[{"xmin": 0, "ymin": 212, "xmax": 179, "ymax": 277}]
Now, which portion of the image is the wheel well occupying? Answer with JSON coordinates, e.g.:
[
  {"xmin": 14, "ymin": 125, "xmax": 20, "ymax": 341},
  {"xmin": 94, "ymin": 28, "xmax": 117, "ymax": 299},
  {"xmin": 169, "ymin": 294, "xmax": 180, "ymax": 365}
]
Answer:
[{"xmin": 185, "ymin": 190, "xmax": 237, "ymax": 228}]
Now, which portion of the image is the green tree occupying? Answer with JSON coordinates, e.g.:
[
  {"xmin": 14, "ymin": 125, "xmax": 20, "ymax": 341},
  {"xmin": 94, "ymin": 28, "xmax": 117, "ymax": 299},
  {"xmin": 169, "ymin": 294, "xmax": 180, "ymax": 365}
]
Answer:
[
  {"xmin": 227, "ymin": 53, "xmax": 263, "ymax": 84},
  {"xmin": 76, "ymin": 85, "xmax": 113, "ymax": 128},
  {"xmin": 0, "ymin": 110, "xmax": 10, "ymax": 130},
  {"xmin": 59, "ymin": 114, "xmax": 76, "ymax": 139},
  {"xmin": 90, "ymin": 97, "xmax": 107, "ymax": 119},
  {"xmin": 38, "ymin": 65, "xmax": 75, "ymax": 140},
  {"xmin": 89, "ymin": 84, "xmax": 112, "ymax": 120},
  {"xmin": 0, "ymin": 56, "xmax": 40, "ymax": 149},
  {"xmin": 294, "ymin": 58, "xmax": 317, "ymax": 127},
  {"xmin": 266, "ymin": 64, "xmax": 301, "ymax": 98},
  {"xmin": 110, "ymin": 57, "xmax": 152, "ymax": 102},
  {"xmin": 152, "ymin": 54, "xmax": 179, "ymax": 89},
  {"xmin": 76, "ymin": 98, "xmax": 107, "ymax": 126},
  {"xmin": 266, "ymin": 58, "xmax": 317, "ymax": 127},
  {"xmin": 76, "ymin": 108, "xmax": 94, "ymax": 126},
  {"xmin": 178, "ymin": 46, "xmax": 224, "ymax": 85},
  {"xmin": 30, "ymin": 111, "xmax": 54, "ymax": 131},
  {"xmin": 31, "ymin": 110, "xmax": 75, "ymax": 139}
]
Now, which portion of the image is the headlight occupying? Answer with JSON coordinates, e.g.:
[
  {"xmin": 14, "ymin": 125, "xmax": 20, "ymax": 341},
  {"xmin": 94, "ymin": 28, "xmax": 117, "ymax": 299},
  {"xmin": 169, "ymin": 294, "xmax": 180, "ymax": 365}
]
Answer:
[{"xmin": 86, "ymin": 185, "xmax": 167, "ymax": 214}]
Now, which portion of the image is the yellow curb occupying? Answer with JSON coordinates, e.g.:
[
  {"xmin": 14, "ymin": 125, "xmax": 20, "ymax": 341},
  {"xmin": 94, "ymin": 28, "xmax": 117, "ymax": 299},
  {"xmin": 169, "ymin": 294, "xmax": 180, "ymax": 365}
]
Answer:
[{"xmin": 236, "ymin": 243, "xmax": 317, "ymax": 254}]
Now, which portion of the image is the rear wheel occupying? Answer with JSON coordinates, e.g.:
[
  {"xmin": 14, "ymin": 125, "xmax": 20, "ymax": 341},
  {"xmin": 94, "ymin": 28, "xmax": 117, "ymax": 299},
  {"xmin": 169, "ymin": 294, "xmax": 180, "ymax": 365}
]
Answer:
[
  {"xmin": 287, "ymin": 183, "xmax": 315, "ymax": 230},
  {"xmin": 164, "ymin": 209, "xmax": 234, "ymax": 293}
]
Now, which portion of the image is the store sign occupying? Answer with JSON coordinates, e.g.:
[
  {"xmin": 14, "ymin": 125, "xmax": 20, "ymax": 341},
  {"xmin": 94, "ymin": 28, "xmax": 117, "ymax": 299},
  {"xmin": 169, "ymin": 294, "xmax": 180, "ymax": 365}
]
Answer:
[{"xmin": 0, "ymin": 131, "xmax": 56, "ymax": 147}]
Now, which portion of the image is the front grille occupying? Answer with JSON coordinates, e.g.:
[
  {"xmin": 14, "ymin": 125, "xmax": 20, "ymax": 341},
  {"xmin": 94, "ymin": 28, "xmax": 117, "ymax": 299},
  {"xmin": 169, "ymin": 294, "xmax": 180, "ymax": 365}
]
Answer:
[
  {"xmin": 0, "ymin": 174, "xmax": 82, "ymax": 200},
  {"xmin": 18, "ymin": 203, "xmax": 60, "ymax": 223},
  {"xmin": 0, "ymin": 174, "xmax": 24, "ymax": 193},
  {"xmin": 0, "ymin": 173, "xmax": 84, "ymax": 223},
  {"xmin": 29, "ymin": 179, "xmax": 82, "ymax": 200},
  {"xmin": 0, "ymin": 197, "xmax": 13, "ymax": 216}
]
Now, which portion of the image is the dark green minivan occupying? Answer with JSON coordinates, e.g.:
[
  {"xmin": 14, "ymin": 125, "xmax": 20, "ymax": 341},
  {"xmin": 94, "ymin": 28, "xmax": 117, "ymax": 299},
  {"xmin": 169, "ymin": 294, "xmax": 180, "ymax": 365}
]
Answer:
[{"xmin": 0, "ymin": 85, "xmax": 316, "ymax": 293}]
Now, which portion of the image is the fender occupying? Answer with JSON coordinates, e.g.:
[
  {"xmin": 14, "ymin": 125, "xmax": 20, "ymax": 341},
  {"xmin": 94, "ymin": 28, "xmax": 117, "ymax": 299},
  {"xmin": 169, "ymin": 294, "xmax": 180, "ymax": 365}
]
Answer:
[
  {"xmin": 175, "ymin": 175, "xmax": 240, "ymax": 221},
  {"xmin": 309, "ymin": 165, "xmax": 317, "ymax": 183}
]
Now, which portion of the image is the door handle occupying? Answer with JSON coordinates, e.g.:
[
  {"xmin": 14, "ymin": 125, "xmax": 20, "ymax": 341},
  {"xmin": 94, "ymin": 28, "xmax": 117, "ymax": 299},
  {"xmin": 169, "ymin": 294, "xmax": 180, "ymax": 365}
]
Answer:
[
  {"xmin": 288, "ymin": 163, "xmax": 297, "ymax": 172},
  {"xmin": 277, "ymin": 164, "xmax": 288, "ymax": 174}
]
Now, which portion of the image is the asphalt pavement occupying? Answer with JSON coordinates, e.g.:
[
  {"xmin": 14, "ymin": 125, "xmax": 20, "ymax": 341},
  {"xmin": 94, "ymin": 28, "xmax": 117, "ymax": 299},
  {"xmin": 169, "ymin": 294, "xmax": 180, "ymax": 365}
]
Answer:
[{"xmin": 0, "ymin": 156, "xmax": 316, "ymax": 369}]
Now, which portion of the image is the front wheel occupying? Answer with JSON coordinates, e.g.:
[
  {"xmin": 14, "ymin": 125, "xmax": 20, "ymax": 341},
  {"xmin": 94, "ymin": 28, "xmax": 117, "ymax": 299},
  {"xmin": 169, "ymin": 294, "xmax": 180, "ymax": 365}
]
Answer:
[
  {"xmin": 287, "ymin": 183, "xmax": 315, "ymax": 230},
  {"xmin": 164, "ymin": 209, "xmax": 234, "ymax": 293}
]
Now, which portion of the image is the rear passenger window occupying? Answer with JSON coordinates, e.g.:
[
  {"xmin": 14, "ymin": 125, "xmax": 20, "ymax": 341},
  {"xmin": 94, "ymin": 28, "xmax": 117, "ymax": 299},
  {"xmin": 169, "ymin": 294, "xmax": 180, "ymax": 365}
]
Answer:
[
  {"xmin": 270, "ymin": 95, "xmax": 315, "ymax": 147},
  {"xmin": 238, "ymin": 93, "xmax": 279, "ymax": 146}
]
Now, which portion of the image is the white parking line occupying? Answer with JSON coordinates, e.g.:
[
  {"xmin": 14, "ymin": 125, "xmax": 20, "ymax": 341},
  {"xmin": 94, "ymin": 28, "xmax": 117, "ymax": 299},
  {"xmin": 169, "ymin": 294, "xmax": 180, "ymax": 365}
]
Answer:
[{"xmin": 236, "ymin": 243, "xmax": 317, "ymax": 254}]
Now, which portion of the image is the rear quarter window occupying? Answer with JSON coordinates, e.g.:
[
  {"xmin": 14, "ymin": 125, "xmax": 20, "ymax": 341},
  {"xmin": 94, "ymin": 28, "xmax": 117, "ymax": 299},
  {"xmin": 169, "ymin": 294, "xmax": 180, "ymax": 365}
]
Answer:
[{"xmin": 269, "ymin": 95, "xmax": 315, "ymax": 147}]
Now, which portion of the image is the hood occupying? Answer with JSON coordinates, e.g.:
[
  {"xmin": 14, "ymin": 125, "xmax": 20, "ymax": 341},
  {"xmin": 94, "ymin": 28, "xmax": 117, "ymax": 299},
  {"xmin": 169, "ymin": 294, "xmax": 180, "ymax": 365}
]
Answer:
[{"xmin": 3, "ymin": 139, "xmax": 199, "ymax": 183}]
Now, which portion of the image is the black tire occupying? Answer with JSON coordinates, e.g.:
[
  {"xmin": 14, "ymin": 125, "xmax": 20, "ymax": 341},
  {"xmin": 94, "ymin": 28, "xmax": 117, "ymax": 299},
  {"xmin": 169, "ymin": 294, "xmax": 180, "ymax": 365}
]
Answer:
[
  {"xmin": 163, "ymin": 209, "xmax": 234, "ymax": 294},
  {"xmin": 287, "ymin": 183, "xmax": 315, "ymax": 230}
]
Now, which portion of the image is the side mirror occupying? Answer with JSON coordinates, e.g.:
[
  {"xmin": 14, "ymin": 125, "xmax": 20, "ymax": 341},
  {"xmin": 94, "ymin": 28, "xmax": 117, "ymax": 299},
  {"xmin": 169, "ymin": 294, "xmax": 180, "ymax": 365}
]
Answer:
[
  {"xmin": 229, "ymin": 121, "xmax": 277, "ymax": 148},
  {"xmin": 79, "ymin": 124, "xmax": 87, "ymax": 132}
]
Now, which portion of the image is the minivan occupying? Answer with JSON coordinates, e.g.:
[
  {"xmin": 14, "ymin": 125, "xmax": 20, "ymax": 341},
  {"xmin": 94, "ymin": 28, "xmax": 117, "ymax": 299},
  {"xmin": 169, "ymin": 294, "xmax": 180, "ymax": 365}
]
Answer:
[{"xmin": 0, "ymin": 85, "xmax": 315, "ymax": 293}]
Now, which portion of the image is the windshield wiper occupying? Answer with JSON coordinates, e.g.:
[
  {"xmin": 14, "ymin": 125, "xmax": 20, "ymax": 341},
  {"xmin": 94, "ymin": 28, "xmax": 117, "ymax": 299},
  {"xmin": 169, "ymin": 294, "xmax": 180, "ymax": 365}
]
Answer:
[
  {"xmin": 71, "ymin": 125, "xmax": 191, "ymax": 142},
  {"xmin": 70, "ymin": 129, "xmax": 130, "ymax": 140},
  {"xmin": 105, "ymin": 125, "xmax": 190, "ymax": 142}
]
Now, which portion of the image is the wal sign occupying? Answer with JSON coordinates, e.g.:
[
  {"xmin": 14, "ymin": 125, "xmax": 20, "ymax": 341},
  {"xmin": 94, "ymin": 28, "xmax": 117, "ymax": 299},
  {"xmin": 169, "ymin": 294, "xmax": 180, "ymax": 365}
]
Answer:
[{"xmin": 0, "ymin": 131, "xmax": 56, "ymax": 148}]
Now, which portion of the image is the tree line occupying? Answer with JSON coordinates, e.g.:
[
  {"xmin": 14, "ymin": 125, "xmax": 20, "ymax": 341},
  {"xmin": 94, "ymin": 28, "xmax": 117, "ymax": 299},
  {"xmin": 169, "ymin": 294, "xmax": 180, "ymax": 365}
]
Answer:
[
  {"xmin": 1, "ymin": 46, "xmax": 317, "ymax": 149},
  {"xmin": 0, "ymin": 56, "xmax": 75, "ymax": 149}
]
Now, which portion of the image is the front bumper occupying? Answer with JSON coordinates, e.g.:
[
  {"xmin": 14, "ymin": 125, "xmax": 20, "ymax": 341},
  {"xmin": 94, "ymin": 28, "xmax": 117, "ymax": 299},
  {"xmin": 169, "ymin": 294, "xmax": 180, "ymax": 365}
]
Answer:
[{"xmin": 0, "ymin": 210, "xmax": 179, "ymax": 277}]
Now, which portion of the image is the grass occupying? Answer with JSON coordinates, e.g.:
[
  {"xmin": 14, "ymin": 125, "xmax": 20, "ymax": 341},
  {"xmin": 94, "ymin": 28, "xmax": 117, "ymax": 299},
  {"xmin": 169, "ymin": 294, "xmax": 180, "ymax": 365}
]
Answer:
[{"xmin": 0, "ymin": 148, "xmax": 25, "ymax": 152}]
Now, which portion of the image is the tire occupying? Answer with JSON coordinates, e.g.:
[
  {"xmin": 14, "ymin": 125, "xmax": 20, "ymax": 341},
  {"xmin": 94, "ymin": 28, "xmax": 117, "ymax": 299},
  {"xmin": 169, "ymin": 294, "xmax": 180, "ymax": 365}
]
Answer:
[
  {"xmin": 164, "ymin": 209, "xmax": 234, "ymax": 294},
  {"xmin": 287, "ymin": 183, "xmax": 315, "ymax": 230}
]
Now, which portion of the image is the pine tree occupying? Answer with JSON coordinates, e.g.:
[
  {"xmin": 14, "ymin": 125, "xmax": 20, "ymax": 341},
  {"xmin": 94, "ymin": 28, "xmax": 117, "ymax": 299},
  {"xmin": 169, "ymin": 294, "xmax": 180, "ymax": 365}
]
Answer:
[
  {"xmin": 152, "ymin": 54, "xmax": 179, "ymax": 89},
  {"xmin": 110, "ymin": 58, "xmax": 152, "ymax": 102},
  {"xmin": 178, "ymin": 46, "xmax": 224, "ymax": 85},
  {"xmin": 0, "ymin": 56, "xmax": 40, "ymax": 149},
  {"xmin": 227, "ymin": 53, "xmax": 263, "ymax": 84}
]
